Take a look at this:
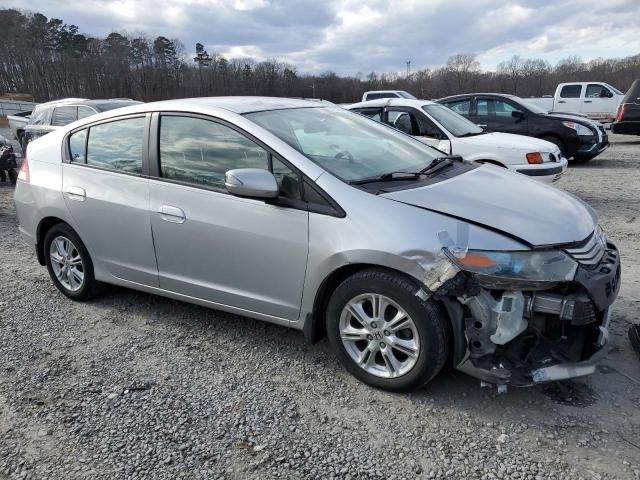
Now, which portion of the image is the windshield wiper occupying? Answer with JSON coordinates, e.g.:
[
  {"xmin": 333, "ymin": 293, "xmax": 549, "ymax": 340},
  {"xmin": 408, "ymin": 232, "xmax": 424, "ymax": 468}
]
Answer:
[{"xmin": 349, "ymin": 155, "xmax": 462, "ymax": 186}]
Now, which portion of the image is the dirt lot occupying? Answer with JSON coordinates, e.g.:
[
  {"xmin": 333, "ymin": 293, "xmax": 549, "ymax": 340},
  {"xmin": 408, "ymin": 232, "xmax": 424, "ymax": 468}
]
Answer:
[{"xmin": 0, "ymin": 132, "xmax": 639, "ymax": 480}]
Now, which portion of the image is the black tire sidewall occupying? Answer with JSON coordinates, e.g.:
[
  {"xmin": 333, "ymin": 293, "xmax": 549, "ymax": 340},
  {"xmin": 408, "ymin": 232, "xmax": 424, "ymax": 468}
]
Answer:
[
  {"xmin": 326, "ymin": 269, "xmax": 448, "ymax": 391},
  {"xmin": 44, "ymin": 224, "xmax": 98, "ymax": 301},
  {"xmin": 541, "ymin": 136, "xmax": 566, "ymax": 157}
]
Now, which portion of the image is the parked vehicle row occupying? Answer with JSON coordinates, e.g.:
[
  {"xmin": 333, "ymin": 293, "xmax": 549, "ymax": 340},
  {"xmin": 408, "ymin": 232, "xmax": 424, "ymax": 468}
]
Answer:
[
  {"xmin": 20, "ymin": 98, "xmax": 141, "ymax": 150},
  {"xmin": 526, "ymin": 82, "xmax": 624, "ymax": 123},
  {"xmin": 437, "ymin": 93, "xmax": 609, "ymax": 162},
  {"xmin": 14, "ymin": 97, "xmax": 620, "ymax": 391},
  {"xmin": 347, "ymin": 98, "xmax": 567, "ymax": 183}
]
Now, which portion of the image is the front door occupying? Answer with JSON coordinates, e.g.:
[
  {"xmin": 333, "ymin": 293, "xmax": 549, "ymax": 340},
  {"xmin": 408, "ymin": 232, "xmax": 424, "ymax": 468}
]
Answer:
[
  {"xmin": 148, "ymin": 114, "xmax": 309, "ymax": 320},
  {"xmin": 383, "ymin": 107, "xmax": 451, "ymax": 154},
  {"xmin": 582, "ymin": 83, "xmax": 614, "ymax": 119},
  {"xmin": 473, "ymin": 97, "xmax": 528, "ymax": 135},
  {"xmin": 62, "ymin": 115, "xmax": 158, "ymax": 286}
]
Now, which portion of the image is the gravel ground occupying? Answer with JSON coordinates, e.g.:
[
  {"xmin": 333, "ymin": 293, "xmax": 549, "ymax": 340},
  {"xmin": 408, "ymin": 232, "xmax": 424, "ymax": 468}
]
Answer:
[{"xmin": 1, "ymin": 130, "xmax": 639, "ymax": 480}]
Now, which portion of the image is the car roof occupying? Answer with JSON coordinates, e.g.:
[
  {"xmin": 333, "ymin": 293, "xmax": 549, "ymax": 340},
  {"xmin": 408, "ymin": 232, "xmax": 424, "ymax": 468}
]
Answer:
[
  {"xmin": 438, "ymin": 93, "xmax": 521, "ymax": 102},
  {"xmin": 147, "ymin": 96, "xmax": 330, "ymax": 114},
  {"xmin": 347, "ymin": 98, "xmax": 437, "ymax": 109},
  {"xmin": 34, "ymin": 98, "xmax": 141, "ymax": 110}
]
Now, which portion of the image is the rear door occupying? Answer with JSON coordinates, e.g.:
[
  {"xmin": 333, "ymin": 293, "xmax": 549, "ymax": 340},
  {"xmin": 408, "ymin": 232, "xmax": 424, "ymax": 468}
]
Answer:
[
  {"xmin": 556, "ymin": 84, "xmax": 583, "ymax": 113},
  {"xmin": 473, "ymin": 97, "xmax": 528, "ymax": 135},
  {"xmin": 62, "ymin": 114, "xmax": 158, "ymax": 286},
  {"xmin": 148, "ymin": 113, "xmax": 309, "ymax": 320}
]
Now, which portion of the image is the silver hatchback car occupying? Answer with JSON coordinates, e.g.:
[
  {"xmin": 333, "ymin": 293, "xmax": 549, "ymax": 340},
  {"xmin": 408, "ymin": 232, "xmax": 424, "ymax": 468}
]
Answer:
[{"xmin": 14, "ymin": 97, "xmax": 620, "ymax": 391}]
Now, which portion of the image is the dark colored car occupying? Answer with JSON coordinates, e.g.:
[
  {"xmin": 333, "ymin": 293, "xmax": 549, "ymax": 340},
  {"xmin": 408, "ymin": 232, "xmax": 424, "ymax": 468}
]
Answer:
[
  {"xmin": 612, "ymin": 79, "xmax": 640, "ymax": 135},
  {"xmin": 438, "ymin": 93, "xmax": 609, "ymax": 162},
  {"xmin": 23, "ymin": 98, "xmax": 141, "ymax": 149}
]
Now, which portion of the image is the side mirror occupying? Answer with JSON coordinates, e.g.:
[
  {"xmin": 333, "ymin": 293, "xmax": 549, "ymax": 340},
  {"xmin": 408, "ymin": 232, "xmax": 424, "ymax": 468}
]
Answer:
[
  {"xmin": 511, "ymin": 110, "xmax": 526, "ymax": 120},
  {"xmin": 225, "ymin": 168, "xmax": 279, "ymax": 199}
]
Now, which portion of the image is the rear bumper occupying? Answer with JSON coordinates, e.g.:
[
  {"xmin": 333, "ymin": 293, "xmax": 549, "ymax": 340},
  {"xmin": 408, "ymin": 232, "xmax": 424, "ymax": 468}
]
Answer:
[
  {"xmin": 515, "ymin": 157, "xmax": 568, "ymax": 183},
  {"xmin": 612, "ymin": 121, "xmax": 640, "ymax": 135}
]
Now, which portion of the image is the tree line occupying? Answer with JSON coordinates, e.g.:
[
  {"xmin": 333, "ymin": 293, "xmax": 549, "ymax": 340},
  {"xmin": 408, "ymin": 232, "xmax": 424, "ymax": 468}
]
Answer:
[{"xmin": 1, "ymin": 9, "xmax": 639, "ymax": 104}]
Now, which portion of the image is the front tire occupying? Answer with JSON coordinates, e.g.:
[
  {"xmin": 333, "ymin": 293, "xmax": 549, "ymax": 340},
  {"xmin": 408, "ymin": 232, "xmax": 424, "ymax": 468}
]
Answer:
[
  {"xmin": 44, "ymin": 224, "xmax": 101, "ymax": 301},
  {"xmin": 326, "ymin": 268, "xmax": 449, "ymax": 391},
  {"xmin": 541, "ymin": 135, "xmax": 566, "ymax": 158}
]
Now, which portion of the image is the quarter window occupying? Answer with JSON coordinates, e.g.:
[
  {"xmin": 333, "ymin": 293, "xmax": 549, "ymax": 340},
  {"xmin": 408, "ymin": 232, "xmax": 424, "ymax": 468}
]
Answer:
[
  {"xmin": 69, "ymin": 129, "xmax": 87, "ymax": 163},
  {"xmin": 86, "ymin": 117, "xmax": 145, "ymax": 173},
  {"xmin": 51, "ymin": 106, "xmax": 77, "ymax": 126},
  {"xmin": 159, "ymin": 116, "xmax": 269, "ymax": 189},
  {"xmin": 560, "ymin": 85, "xmax": 582, "ymax": 98}
]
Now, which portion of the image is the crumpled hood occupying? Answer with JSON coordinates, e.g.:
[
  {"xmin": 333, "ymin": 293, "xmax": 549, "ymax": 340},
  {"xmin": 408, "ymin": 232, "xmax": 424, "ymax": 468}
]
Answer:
[
  {"xmin": 381, "ymin": 165, "xmax": 597, "ymax": 247},
  {"xmin": 458, "ymin": 132, "xmax": 559, "ymax": 153}
]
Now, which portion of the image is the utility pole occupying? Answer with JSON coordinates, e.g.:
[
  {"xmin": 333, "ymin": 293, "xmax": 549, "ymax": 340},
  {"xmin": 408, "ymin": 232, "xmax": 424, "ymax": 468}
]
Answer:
[{"xmin": 406, "ymin": 60, "xmax": 411, "ymax": 78}]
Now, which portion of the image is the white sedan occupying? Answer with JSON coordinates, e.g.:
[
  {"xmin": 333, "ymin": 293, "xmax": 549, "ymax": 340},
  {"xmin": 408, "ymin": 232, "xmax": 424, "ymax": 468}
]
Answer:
[{"xmin": 347, "ymin": 98, "xmax": 568, "ymax": 183}]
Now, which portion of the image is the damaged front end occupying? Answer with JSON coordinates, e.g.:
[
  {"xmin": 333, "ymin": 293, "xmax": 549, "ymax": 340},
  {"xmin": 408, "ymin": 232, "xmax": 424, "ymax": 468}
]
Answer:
[{"xmin": 432, "ymin": 227, "xmax": 620, "ymax": 387}]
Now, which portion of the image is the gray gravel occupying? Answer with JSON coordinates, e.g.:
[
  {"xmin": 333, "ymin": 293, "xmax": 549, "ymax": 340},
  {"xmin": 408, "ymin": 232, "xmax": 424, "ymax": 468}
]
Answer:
[{"xmin": 1, "ymin": 130, "xmax": 639, "ymax": 479}]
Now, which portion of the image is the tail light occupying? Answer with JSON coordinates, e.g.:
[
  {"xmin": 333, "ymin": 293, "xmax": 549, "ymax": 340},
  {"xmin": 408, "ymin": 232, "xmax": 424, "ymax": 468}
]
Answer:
[
  {"xmin": 616, "ymin": 104, "xmax": 627, "ymax": 123},
  {"xmin": 17, "ymin": 155, "xmax": 29, "ymax": 183}
]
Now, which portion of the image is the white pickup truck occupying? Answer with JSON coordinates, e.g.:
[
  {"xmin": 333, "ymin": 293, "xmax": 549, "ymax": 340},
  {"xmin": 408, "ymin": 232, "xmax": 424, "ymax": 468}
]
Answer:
[{"xmin": 527, "ymin": 82, "xmax": 624, "ymax": 123}]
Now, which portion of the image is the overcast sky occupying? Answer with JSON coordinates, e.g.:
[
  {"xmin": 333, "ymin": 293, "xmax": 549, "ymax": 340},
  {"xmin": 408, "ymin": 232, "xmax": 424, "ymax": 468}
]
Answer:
[{"xmin": 2, "ymin": 0, "xmax": 639, "ymax": 75}]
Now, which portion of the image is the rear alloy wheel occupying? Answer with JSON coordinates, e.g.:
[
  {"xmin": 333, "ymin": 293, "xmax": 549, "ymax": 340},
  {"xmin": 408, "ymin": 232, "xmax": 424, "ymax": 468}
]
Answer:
[
  {"xmin": 44, "ymin": 224, "xmax": 100, "ymax": 300},
  {"xmin": 326, "ymin": 269, "xmax": 449, "ymax": 391}
]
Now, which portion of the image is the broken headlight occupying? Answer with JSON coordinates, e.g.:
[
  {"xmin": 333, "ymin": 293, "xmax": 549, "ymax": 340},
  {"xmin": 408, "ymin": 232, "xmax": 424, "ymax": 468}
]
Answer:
[{"xmin": 445, "ymin": 249, "xmax": 577, "ymax": 283}]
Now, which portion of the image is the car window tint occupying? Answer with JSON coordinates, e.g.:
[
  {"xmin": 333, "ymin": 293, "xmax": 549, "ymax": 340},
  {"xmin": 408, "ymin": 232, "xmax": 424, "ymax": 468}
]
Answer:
[
  {"xmin": 586, "ymin": 84, "xmax": 610, "ymax": 98},
  {"xmin": 493, "ymin": 100, "xmax": 522, "ymax": 117},
  {"xmin": 476, "ymin": 99, "xmax": 490, "ymax": 117},
  {"xmin": 353, "ymin": 109, "xmax": 382, "ymax": 122},
  {"xmin": 272, "ymin": 157, "xmax": 301, "ymax": 200},
  {"xmin": 86, "ymin": 117, "xmax": 145, "ymax": 173},
  {"xmin": 51, "ymin": 106, "xmax": 78, "ymax": 127},
  {"xmin": 159, "ymin": 116, "xmax": 268, "ymax": 189},
  {"xmin": 77, "ymin": 106, "xmax": 96, "ymax": 120},
  {"xmin": 366, "ymin": 93, "xmax": 398, "ymax": 100},
  {"xmin": 445, "ymin": 100, "xmax": 471, "ymax": 115},
  {"xmin": 69, "ymin": 129, "xmax": 87, "ymax": 163},
  {"xmin": 560, "ymin": 85, "xmax": 582, "ymax": 98}
]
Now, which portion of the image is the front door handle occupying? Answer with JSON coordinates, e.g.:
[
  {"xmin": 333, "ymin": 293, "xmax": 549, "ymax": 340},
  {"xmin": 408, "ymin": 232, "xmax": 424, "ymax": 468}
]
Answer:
[
  {"xmin": 558, "ymin": 100, "xmax": 566, "ymax": 104},
  {"xmin": 584, "ymin": 100, "xmax": 592, "ymax": 103},
  {"xmin": 158, "ymin": 205, "xmax": 186, "ymax": 224},
  {"xmin": 64, "ymin": 186, "xmax": 86, "ymax": 202}
]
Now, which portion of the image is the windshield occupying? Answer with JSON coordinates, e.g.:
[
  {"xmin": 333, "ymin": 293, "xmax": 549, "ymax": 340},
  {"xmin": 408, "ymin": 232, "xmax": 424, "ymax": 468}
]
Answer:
[
  {"xmin": 605, "ymin": 83, "xmax": 623, "ymax": 95},
  {"xmin": 511, "ymin": 96, "xmax": 549, "ymax": 114},
  {"xmin": 246, "ymin": 107, "xmax": 441, "ymax": 182},
  {"xmin": 398, "ymin": 91, "xmax": 417, "ymax": 99},
  {"xmin": 95, "ymin": 101, "xmax": 141, "ymax": 112},
  {"xmin": 422, "ymin": 104, "xmax": 483, "ymax": 136}
]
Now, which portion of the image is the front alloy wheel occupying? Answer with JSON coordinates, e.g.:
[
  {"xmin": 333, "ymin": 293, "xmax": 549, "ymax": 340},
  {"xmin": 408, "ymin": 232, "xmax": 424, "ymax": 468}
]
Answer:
[
  {"xmin": 326, "ymin": 268, "xmax": 449, "ymax": 391},
  {"xmin": 340, "ymin": 293, "xmax": 419, "ymax": 378}
]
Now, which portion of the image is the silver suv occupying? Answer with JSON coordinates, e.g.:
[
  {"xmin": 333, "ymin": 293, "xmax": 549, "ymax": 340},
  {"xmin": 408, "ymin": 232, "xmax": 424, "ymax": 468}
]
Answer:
[{"xmin": 14, "ymin": 97, "xmax": 620, "ymax": 391}]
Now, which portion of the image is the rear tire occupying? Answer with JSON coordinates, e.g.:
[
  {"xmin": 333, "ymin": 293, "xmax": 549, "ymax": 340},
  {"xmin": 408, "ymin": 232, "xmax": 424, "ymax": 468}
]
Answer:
[
  {"xmin": 326, "ymin": 268, "xmax": 449, "ymax": 391},
  {"xmin": 44, "ymin": 223, "xmax": 101, "ymax": 301},
  {"xmin": 7, "ymin": 168, "xmax": 17, "ymax": 185}
]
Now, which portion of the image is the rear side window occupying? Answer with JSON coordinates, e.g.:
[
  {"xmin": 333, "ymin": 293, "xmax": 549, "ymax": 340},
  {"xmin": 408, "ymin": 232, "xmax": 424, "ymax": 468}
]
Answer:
[
  {"xmin": 444, "ymin": 100, "xmax": 471, "ymax": 115},
  {"xmin": 29, "ymin": 107, "xmax": 51, "ymax": 126},
  {"xmin": 86, "ymin": 117, "xmax": 145, "ymax": 173},
  {"xmin": 365, "ymin": 92, "xmax": 399, "ymax": 100},
  {"xmin": 560, "ymin": 85, "xmax": 582, "ymax": 98},
  {"xmin": 69, "ymin": 129, "xmax": 87, "ymax": 163},
  {"xmin": 353, "ymin": 108, "xmax": 382, "ymax": 122},
  {"xmin": 159, "ymin": 116, "xmax": 269, "ymax": 189},
  {"xmin": 51, "ymin": 106, "xmax": 78, "ymax": 126}
]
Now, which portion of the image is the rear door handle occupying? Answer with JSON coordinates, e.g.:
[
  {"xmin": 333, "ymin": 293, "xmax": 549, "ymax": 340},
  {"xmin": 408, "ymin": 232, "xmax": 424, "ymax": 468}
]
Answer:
[
  {"xmin": 158, "ymin": 205, "xmax": 186, "ymax": 224},
  {"xmin": 64, "ymin": 186, "xmax": 86, "ymax": 201}
]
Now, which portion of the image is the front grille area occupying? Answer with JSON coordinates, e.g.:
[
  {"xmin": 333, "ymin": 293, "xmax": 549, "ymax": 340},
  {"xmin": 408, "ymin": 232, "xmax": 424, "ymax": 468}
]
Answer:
[{"xmin": 564, "ymin": 230, "xmax": 606, "ymax": 268}]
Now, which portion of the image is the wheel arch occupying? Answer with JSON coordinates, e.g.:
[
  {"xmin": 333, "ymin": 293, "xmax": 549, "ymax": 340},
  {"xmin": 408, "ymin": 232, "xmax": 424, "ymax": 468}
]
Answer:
[
  {"xmin": 36, "ymin": 216, "xmax": 67, "ymax": 265},
  {"xmin": 475, "ymin": 158, "xmax": 507, "ymax": 168},
  {"xmin": 304, "ymin": 263, "xmax": 461, "ymax": 365}
]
